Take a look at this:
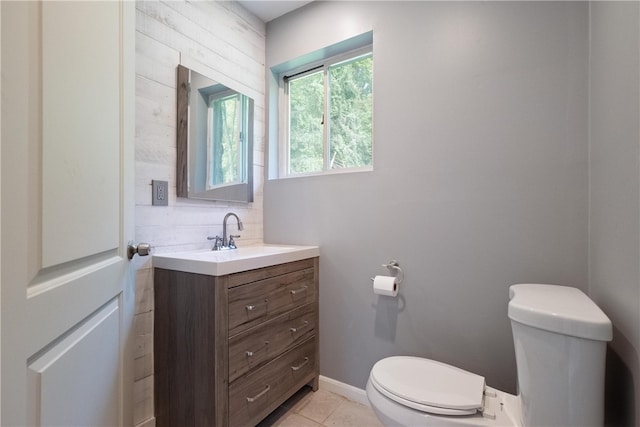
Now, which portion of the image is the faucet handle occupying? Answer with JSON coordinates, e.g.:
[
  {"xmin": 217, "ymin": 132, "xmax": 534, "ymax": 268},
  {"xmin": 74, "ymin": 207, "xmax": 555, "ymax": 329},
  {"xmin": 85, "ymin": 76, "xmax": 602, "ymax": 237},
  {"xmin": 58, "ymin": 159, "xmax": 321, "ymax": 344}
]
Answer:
[
  {"xmin": 228, "ymin": 235, "xmax": 241, "ymax": 249},
  {"xmin": 207, "ymin": 235, "xmax": 223, "ymax": 251}
]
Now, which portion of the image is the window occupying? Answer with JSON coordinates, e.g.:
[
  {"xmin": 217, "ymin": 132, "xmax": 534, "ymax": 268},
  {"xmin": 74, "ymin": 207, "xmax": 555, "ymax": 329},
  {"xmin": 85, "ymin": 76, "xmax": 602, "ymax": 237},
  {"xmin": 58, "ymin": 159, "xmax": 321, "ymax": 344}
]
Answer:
[
  {"xmin": 282, "ymin": 47, "xmax": 373, "ymax": 176},
  {"xmin": 206, "ymin": 91, "xmax": 249, "ymax": 189}
]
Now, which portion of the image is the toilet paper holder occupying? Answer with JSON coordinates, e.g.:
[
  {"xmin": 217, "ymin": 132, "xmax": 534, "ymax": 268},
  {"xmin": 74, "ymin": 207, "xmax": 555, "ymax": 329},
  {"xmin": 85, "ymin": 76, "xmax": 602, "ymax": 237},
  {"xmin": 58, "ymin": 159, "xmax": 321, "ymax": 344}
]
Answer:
[{"xmin": 371, "ymin": 260, "xmax": 404, "ymax": 285}]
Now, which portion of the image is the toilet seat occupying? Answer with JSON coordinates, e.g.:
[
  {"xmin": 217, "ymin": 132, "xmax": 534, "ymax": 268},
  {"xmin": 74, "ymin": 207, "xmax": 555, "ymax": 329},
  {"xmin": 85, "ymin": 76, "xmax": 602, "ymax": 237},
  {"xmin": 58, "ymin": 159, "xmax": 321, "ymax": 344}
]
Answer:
[{"xmin": 369, "ymin": 356, "xmax": 486, "ymax": 416}]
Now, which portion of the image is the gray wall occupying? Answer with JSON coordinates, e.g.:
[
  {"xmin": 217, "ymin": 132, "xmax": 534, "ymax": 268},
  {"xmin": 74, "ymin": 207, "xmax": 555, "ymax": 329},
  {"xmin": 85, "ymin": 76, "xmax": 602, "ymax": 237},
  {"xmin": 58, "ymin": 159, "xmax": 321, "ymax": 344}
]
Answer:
[
  {"xmin": 589, "ymin": 2, "xmax": 640, "ymax": 425},
  {"xmin": 265, "ymin": 1, "xmax": 589, "ymax": 394}
]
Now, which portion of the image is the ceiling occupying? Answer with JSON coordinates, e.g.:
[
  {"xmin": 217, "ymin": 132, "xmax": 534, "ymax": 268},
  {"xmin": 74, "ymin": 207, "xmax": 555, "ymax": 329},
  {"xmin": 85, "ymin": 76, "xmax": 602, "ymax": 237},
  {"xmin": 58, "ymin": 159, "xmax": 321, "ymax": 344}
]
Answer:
[{"xmin": 238, "ymin": 0, "xmax": 313, "ymax": 23}]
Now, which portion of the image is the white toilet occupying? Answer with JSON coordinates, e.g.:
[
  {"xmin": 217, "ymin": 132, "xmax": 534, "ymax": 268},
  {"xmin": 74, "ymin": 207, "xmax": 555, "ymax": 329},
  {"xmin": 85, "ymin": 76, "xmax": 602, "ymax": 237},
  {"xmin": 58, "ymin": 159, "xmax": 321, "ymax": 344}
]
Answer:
[{"xmin": 366, "ymin": 284, "xmax": 613, "ymax": 426}]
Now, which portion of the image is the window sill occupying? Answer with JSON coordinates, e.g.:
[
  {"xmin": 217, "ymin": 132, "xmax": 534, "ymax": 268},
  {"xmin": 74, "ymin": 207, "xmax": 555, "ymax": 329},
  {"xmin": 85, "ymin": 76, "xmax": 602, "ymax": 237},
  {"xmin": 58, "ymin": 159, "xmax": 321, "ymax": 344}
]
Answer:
[{"xmin": 271, "ymin": 165, "xmax": 373, "ymax": 181}]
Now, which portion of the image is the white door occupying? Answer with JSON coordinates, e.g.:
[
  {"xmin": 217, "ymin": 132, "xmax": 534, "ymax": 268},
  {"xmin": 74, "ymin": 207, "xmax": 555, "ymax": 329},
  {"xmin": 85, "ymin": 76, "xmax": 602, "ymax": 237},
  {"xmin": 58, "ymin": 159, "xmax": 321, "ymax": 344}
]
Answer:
[{"xmin": 1, "ymin": 1, "xmax": 136, "ymax": 425}]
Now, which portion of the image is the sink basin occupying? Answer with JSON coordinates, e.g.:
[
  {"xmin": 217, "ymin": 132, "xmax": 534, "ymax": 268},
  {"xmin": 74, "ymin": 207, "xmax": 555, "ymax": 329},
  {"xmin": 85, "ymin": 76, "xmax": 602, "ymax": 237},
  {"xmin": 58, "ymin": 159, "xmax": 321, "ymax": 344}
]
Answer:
[{"xmin": 152, "ymin": 244, "xmax": 320, "ymax": 276}]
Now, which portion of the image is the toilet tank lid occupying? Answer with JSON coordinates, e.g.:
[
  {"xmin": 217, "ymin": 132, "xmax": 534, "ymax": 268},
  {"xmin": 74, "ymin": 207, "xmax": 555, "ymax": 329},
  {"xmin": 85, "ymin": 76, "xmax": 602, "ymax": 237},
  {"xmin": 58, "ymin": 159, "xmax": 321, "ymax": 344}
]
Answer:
[{"xmin": 508, "ymin": 284, "xmax": 612, "ymax": 341}]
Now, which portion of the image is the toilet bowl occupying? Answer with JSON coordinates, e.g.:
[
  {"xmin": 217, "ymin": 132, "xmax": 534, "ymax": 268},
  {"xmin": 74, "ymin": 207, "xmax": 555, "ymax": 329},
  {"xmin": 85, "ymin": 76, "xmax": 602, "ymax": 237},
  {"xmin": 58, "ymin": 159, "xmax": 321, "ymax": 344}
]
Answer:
[{"xmin": 366, "ymin": 284, "xmax": 612, "ymax": 427}]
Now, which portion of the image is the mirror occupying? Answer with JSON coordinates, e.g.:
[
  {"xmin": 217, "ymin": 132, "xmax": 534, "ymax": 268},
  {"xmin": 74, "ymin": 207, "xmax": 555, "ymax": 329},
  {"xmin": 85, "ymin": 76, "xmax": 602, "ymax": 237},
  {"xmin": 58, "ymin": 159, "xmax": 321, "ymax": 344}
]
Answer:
[{"xmin": 177, "ymin": 65, "xmax": 254, "ymax": 202}]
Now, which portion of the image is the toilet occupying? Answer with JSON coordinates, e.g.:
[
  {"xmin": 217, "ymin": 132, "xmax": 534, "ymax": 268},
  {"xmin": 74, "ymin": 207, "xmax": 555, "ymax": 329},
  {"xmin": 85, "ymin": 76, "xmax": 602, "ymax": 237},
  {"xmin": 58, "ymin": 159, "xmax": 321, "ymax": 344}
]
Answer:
[{"xmin": 366, "ymin": 284, "xmax": 613, "ymax": 426}]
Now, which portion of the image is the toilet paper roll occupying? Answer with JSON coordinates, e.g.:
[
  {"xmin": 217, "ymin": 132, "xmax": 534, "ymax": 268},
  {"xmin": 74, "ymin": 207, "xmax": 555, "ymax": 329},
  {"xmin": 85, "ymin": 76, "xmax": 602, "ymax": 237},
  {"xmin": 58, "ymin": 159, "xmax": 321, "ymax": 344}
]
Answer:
[{"xmin": 373, "ymin": 275, "xmax": 398, "ymax": 297}]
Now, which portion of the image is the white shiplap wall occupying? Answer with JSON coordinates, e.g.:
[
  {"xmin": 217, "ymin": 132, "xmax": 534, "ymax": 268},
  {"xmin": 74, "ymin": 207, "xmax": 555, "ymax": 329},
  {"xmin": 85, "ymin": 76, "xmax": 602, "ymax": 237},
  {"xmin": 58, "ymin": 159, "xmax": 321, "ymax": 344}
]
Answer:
[{"xmin": 133, "ymin": 2, "xmax": 265, "ymax": 425}]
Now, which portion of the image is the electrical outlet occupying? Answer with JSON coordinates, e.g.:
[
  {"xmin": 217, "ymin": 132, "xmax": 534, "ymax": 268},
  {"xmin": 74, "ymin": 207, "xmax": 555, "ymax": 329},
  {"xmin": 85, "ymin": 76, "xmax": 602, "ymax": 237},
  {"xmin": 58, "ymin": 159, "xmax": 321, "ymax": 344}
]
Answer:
[{"xmin": 152, "ymin": 180, "xmax": 168, "ymax": 206}]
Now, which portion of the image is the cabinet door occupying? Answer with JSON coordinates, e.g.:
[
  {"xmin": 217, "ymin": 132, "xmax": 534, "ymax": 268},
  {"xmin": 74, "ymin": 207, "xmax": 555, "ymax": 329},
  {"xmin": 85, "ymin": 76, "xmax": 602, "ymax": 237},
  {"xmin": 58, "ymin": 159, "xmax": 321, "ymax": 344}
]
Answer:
[{"xmin": 1, "ymin": 1, "xmax": 136, "ymax": 425}]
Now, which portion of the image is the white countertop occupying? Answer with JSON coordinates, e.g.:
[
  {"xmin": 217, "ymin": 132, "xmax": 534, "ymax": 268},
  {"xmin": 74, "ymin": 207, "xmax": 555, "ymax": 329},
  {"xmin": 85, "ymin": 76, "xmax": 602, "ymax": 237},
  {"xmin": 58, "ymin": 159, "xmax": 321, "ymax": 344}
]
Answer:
[{"xmin": 152, "ymin": 244, "xmax": 320, "ymax": 276}]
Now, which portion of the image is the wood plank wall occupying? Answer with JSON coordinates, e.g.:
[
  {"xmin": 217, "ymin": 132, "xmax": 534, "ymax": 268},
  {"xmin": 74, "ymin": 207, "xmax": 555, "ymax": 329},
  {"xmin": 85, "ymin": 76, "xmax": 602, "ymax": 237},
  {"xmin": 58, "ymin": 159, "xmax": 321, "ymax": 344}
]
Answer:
[{"xmin": 133, "ymin": 2, "xmax": 266, "ymax": 425}]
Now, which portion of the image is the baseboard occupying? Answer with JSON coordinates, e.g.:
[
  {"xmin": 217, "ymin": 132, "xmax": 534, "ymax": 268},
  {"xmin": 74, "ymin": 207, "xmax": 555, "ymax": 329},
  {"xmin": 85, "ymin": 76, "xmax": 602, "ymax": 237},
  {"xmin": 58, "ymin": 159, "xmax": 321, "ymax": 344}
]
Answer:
[{"xmin": 318, "ymin": 375, "xmax": 370, "ymax": 407}]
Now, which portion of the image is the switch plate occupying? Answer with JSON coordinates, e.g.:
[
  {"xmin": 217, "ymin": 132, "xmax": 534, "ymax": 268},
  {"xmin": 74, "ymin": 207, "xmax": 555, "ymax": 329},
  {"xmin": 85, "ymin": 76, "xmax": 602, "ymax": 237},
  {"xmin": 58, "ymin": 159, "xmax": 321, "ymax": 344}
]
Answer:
[{"xmin": 152, "ymin": 180, "xmax": 168, "ymax": 206}]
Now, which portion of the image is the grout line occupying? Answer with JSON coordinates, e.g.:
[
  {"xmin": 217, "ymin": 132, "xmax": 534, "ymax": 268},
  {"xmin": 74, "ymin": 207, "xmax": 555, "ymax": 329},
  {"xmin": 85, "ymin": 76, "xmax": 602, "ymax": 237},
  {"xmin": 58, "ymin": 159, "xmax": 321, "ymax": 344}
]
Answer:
[
  {"xmin": 269, "ymin": 386, "xmax": 380, "ymax": 427},
  {"xmin": 295, "ymin": 412, "xmax": 325, "ymax": 427}
]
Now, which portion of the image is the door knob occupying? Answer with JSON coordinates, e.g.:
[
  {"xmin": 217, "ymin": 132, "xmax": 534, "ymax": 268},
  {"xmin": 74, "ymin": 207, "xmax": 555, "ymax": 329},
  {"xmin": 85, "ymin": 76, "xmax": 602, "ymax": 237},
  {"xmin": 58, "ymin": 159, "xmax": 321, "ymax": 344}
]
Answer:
[{"xmin": 127, "ymin": 241, "xmax": 151, "ymax": 260}]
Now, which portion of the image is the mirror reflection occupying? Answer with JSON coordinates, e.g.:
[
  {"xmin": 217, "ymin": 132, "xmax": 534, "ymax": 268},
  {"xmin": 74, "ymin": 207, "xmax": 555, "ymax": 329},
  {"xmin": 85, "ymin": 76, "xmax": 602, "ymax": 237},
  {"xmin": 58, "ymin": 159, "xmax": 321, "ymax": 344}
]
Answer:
[{"xmin": 177, "ymin": 64, "xmax": 254, "ymax": 202}]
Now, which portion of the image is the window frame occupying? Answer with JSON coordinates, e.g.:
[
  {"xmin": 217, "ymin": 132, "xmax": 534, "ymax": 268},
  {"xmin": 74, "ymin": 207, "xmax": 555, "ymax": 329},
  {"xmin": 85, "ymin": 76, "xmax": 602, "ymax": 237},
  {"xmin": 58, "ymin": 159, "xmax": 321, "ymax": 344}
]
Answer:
[{"xmin": 278, "ymin": 44, "xmax": 373, "ymax": 178}]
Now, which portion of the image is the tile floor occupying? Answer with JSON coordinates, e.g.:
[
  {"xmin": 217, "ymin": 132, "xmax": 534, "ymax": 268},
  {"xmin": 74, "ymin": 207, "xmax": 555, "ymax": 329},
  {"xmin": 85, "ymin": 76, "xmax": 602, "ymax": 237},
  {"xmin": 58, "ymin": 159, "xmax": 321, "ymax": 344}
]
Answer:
[{"xmin": 257, "ymin": 387, "xmax": 384, "ymax": 427}]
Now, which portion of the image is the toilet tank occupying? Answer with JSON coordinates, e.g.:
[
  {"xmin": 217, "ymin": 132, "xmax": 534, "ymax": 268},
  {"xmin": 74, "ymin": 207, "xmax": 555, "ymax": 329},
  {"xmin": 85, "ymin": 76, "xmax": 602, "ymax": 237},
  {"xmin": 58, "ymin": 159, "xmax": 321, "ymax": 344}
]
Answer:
[{"xmin": 508, "ymin": 284, "xmax": 612, "ymax": 427}]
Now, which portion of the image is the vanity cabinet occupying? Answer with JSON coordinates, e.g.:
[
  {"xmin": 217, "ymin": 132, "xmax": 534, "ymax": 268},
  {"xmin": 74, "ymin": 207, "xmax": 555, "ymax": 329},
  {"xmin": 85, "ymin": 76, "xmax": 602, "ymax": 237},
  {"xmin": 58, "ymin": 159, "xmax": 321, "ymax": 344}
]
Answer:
[{"xmin": 154, "ymin": 257, "xmax": 319, "ymax": 427}]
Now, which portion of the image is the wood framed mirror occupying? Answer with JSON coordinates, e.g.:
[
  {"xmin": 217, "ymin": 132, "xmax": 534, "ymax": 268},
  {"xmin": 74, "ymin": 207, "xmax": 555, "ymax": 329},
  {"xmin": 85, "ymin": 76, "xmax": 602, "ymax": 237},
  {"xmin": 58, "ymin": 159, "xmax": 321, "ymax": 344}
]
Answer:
[{"xmin": 177, "ymin": 64, "xmax": 254, "ymax": 203}]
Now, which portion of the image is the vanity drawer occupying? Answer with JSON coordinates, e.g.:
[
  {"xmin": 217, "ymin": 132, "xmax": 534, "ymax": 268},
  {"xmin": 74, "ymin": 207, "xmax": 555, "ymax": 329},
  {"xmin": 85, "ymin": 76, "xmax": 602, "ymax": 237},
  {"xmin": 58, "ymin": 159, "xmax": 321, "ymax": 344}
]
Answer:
[
  {"xmin": 229, "ymin": 338, "xmax": 316, "ymax": 427},
  {"xmin": 228, "ymin": 267, "xmax": 316, "ymax": 336},
  {"xmin": 229, "ymin": 303, "xmax": 315, "ymax": 383}
]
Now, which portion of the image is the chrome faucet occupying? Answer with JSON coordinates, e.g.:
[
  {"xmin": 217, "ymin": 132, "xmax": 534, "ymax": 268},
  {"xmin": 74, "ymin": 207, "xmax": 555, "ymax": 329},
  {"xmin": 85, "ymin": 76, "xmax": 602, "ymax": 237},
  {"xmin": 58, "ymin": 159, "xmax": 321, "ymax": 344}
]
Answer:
[
  {"xmin": 222, "ymin": 212, "xmax": 244, "ymax": 249},
  {"xmin": 207, "ymin": 212, "xmax": 244, "ymax": 250}
]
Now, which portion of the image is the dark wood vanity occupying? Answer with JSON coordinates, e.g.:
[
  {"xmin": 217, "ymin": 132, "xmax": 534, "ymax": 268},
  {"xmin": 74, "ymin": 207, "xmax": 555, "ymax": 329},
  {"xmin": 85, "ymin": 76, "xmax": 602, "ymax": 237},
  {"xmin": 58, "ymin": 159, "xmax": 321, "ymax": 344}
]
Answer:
[{"xmin": 154, "ymin": 257, "xmax": 319, "ymax": 427}]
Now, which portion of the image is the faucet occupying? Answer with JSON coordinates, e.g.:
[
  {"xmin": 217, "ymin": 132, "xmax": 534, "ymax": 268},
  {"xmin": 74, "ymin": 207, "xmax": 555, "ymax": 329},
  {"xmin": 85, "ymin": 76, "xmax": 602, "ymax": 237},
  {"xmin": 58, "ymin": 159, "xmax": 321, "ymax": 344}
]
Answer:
[
  {"xmin": 222, "ymin": 212, "xmax": 244, "ymax": 249},
  {"xmin": 207, "ymin": 213, "xmax": 244, "ymax": 250}
]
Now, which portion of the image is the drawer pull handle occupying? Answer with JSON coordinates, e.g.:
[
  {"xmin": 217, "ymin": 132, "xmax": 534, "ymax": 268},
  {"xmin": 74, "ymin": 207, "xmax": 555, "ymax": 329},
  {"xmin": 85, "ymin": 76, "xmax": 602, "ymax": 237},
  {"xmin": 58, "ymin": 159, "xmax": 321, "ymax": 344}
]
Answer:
[
  {"xmin": 291, "ymin": 357, "xmax": 310, "ymax": 372},
  {"xmin": 290, "ymin": 286, "xmax": 308, "ymax": 296},
  {"xmin": 246, "ymin": 341, "xmax": 269, "ymax": 357},
  {"xmin": 246, "ymin": 299, "xmax": 268, "ymax": 312},
  {"xmin": 246, "ymin": 385, "xmax": 270, "ymax": 403},
  {"xmin": 290, "ymin": 320, "xmax": 309, "ymax": 333}
]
